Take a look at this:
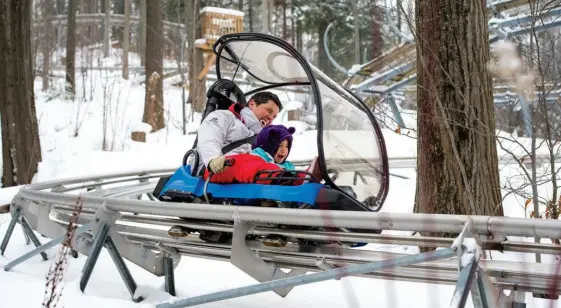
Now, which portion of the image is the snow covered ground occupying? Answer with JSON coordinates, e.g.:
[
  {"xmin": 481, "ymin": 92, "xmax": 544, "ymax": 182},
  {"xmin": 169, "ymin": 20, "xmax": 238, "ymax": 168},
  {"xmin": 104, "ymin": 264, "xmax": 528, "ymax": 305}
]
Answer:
[{"xmin": 1, "ymin": 49, "xmax": 560, "ymax": 307}]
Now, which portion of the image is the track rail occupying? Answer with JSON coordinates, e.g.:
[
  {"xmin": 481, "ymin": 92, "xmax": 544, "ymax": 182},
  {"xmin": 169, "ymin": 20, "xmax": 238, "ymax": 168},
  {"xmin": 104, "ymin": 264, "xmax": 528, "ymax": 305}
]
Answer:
[{"xmin": 3, "ymin": 164, "xmax": 561, "ymax": 306}]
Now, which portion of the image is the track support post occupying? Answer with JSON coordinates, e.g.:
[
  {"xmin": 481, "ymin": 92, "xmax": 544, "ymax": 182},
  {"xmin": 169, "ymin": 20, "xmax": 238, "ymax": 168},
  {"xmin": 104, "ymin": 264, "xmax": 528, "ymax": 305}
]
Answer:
[
  {"xmin": 164, "ymin": 256, "xmax": 176, "ymax": 296},
  {"xmin": 512, "ymin": 292, "xmax": 526, "ymax": 307},
  {"xmin": 4, "ymin": 222, "xmax": 93, "ymax": 271},
  {"xmin": 448, "ymin": 220, "xmax": 510, "ymax": 308},
  {"xmin": 156, "ymin": 241, "xmax": 180, "ymax": 297},
  {"xmin": 230, "ymin": 220, "xmax": 307, "ymax": 297},
  {"xmin": 0, "ymin": 206, "xmax": 21, "ymax": 256},
  {"xmin": 79, "ymin": 203, "xmax": 144, "ymax": 303},
  {"xmin": 0, "ymin": 206, "xmax": 48, "ymax": 261}
]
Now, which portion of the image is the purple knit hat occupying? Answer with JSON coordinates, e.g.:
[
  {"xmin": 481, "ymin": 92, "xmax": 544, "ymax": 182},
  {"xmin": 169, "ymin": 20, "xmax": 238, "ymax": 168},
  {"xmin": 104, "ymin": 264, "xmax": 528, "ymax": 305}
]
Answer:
[{"xmin": 252, "ymin": 125, "xmax": 296, "ymax": 159}]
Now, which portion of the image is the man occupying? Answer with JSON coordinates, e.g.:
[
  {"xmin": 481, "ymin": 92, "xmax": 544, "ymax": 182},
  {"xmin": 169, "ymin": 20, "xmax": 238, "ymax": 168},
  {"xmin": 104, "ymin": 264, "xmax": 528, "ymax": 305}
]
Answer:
[
  {"xmin": 195, "ymin": 91, "xmax": 282, "ymax": 175},
  {"xmin": 168, "ymin": 91, "xmax": 282, "ymax": 239}
]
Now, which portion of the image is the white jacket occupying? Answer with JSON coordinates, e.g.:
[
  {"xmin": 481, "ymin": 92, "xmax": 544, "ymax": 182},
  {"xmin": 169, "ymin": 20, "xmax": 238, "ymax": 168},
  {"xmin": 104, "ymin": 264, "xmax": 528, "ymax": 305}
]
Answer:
[{"xmin": 195, "ymin": 107, "xmax": 262, "ymax": 171}]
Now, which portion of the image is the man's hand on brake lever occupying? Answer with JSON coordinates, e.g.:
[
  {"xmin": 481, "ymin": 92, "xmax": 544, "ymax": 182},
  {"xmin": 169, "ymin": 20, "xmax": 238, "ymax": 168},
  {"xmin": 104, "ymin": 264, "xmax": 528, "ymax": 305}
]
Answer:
[{"xmin": 208, "ymin": 156, "xmax": 234, "ymax": 174}]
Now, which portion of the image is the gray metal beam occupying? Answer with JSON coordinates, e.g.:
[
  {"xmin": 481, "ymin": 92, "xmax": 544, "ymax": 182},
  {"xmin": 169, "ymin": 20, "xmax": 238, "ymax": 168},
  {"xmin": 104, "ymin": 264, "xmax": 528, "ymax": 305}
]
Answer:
[
  {"xmin": 490, "ymin": 18, "xmax": 561, "ymax": 43},
  {"xmin": 128, "ymin": 232, "xmax": 561, "ymax": 296},
  {"xmin": 351, "ymin": 62, "xmax": 415, "ymax": 92},
  {"xmin": 50, "ymin": 208, "xmax": 561, "ymax": 255},
  {"xmin": 489, "ymin": 6, "xmax": 561, "ymax": 29},
  {"xmin": 155, "ymin": 247, "xmax": 457, "ymax": 308}
]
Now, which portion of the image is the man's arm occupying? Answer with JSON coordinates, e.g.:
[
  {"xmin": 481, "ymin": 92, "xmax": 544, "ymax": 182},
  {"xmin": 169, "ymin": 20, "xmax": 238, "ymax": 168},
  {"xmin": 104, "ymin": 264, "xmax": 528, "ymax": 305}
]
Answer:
[{"xmin": 196, "ymin": 111, "xmax": 232, "ymax": 167}]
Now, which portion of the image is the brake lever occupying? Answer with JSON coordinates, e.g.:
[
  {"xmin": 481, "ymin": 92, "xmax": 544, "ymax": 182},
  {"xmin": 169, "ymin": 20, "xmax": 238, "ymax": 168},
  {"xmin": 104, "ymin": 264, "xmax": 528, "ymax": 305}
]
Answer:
[{"xmin": 224, "ymin": 158, "xmax": 235, "ymax": 167}]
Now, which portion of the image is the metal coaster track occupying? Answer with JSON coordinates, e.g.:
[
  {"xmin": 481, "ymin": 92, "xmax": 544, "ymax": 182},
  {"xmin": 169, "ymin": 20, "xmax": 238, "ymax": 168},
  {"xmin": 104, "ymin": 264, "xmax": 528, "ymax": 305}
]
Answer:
[
  {"xmin": 333, "ymin": 0, "xmax": 561, "ymax": 130},
  {"xmin": 2, "ymin": 164, "xmax": 560, "ymax": 307}
]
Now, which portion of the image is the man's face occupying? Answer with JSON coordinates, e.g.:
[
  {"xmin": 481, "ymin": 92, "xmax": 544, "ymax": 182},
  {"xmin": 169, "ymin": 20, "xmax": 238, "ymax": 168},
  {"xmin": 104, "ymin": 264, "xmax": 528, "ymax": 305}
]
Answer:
[{"xmin": 248, "ymin": 99, "xmax": 280, "ymax": 127}]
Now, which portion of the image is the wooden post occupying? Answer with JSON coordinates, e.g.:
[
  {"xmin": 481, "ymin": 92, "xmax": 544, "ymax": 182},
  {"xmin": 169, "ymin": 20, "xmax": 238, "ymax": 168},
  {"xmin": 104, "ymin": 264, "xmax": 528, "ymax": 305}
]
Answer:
[{"xmin": 131, "ymin": 131, "xmax": 146, "ymax": 142}]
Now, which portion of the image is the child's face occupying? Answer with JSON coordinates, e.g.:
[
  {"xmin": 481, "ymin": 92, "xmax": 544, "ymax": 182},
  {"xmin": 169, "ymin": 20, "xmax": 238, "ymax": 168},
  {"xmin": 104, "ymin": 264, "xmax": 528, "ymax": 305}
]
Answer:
[{"xmin": 274, "ymin": 140, "xmax": 289, "ymax": 163}]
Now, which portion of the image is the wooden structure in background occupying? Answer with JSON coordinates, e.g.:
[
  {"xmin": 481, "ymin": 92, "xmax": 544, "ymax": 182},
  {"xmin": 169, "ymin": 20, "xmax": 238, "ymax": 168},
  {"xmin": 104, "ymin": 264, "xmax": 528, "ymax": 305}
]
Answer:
[{"xmin": 196, "ymin": 7, "xmax": 244, "ymax": 80}]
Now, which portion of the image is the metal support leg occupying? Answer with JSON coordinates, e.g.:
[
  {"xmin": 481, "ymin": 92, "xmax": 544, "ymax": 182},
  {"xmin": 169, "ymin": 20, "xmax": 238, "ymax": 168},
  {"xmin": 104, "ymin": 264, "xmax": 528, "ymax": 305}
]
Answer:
[
  {"xmin": 146, "ymin": 193, "xmax": 158, "ymax": 201},
  {"xmin": 80, "ymin": 222, "xmax": 110, "ymax": 292},
  {"xmin": 449, "ymin": 253, "xmax": 479, "ymax": 308},
  {"xmin": 387, "ymin": 94, "xmax": 406, "ymax": 128},
  {"xmin": 0, "ymin": 207, "xmax": 21, "ymax": 256},
  {"xmin": 449, "ymin": 220, "xmax": 484, "ymax": 308},
  {"xmin": 105, "ymin": 236, "xmax": 144, "ymax": 302},
  {"xmin": 230, "ymin": 221, "xmax": 307, "ymax": 297},
  {"xmin": 519, "ymin": 96, "xmax": 532, "ymax": 138},
  {"xmin": 21, "ymin": 224, "xmax": 30, "ymax": 245},
  {"xmin": 512, "ymin": 291, "xmax": 526, "ymax": 308},
  {"xmin": 156, "ymin": 241, "xmax": 179, "ymax": 297},
  {"xmin": 4, "ymin": 223, "xmax": 93, "ymax": 271},
  {"xmin": 471, "ymin": 269, "xmax": 491, "ymax": 308},
  {"xmin": 472, "ymin": 265, "xmax": 510, "ymax": 308},
  {"xmin": 164, "ymin": 256, "xmax": 176, "ymax": 296},
  {"xmin": 78, "ymin": 202, "xmax": 159, "ymax": 302},
  {"xmin": 19, "ymin": 216, "xmax": 48, "ymax": 261}
]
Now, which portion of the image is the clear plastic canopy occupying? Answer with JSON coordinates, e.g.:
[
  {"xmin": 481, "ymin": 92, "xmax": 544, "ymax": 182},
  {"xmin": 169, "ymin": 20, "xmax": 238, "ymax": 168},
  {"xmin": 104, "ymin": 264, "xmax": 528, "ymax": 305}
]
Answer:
[{"xmin": 214, "ymin": 35, "xmax": 389, "ymax": 209}]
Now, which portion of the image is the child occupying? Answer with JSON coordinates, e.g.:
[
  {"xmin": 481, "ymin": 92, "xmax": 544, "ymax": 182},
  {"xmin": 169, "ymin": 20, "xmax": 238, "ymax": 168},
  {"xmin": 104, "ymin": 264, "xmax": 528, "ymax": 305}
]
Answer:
[
  {"xmin": 250, "ymin": 125, "xmax": 322, "ymax": 184},
  {"xmin": 202, "ymin": 125, "xmax": 297, "ymax": 184},
  {"xmin": 250, "ymin": 125, "xmax": 296, "ymax": 170}
]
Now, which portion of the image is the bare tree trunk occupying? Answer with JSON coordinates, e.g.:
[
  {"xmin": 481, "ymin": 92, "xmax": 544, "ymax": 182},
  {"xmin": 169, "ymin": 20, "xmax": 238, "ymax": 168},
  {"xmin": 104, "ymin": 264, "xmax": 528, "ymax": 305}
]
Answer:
[
  {"xmin": 42, "ymin": 0, "xmax": 53, "ymax": 91},
  {"xmin": 103, "ymin": 0, "xmax": 110, "ymax": 57},
  {"xmin": 66, "ymin": 0, "xmax": 77, "ymax": 95},
  {"xmin": 113, "ymin": 0, "xmax": 124, "ymax": 43},
  {"xmin": 261, "ymin": 0, "xmax": 271, "ymax": 34},
  {"xmin": 238, "ymin": 0, "xmax": 243, "ymax": 11},
  {"xmin": 193, "ymin": 0, "xmax": 207, "ymax": 112},
  {"xmin": 55, "ymin": 1, "xmax": 64, "ymax": 66},
  {"xmin": 185, "ymin": 0, "xmax": 195, "ymax": 108},
  {"xmin": 396, "ymin": 0, "xmax": 402, "ymax": 43},
  {"xmin": 185, "ymin": 0, "xmax": 206, "ymax": 113},
  {"xmin": 0, "ymin": 0, "xmax": 43, "ymax": 187},
  {"xmin": 139, "ymin": 0, "xmax": 146, "ymax": 66},
  {"xmin": 87, "ymin": 0, "xmax": 98, "ymax": 43},
  {"xmin": 122, "ymin": 0, "xmax": 131, "ymax": 79},
  {"xmin": 317, "ymin": 20, "xmax": 330, "ymax": 75},
  {"xmin": 77, "ymin": 0, "xmax": 85, "ymax": 47},
  {"xmin": 350, "ymin": 0, "xmax": 360, "ymax": 64},
  {"xmin": 143, "ymin": 0, "xmax": 164, "ymax": 131},
  {"xmin": 282, "ymin": 0, "xmax": 287, "ymax": 40},
  {"xmin": 248, "ymin": 0, "xmax": 253, "ymax": 31},
  {"xmin": 78, "ymin": 0, "xmax": 85, "ymax": 13},
  {"xmin": 31, "ymin": 4, "xmax": 37, "ymax": 75},
  {"xmin": 296, "ymin": 19, "xmax": 302, "ymax": 52},
  {"xmin": 414, "ymin": 0, "xmax": 503, "ymax": 229},
  {"xmin": 371, "ymin": 0, "xmax": 382, "ymax": 59},
  {"xmin": 290, "ymin": 1, "xmax": 296, "ymax": 47}
]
